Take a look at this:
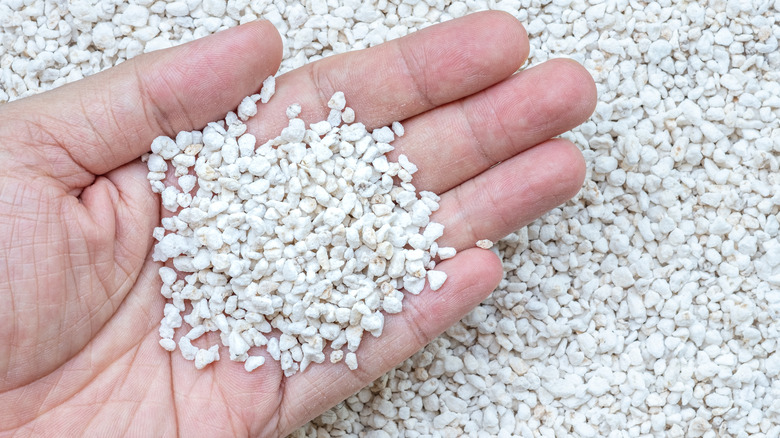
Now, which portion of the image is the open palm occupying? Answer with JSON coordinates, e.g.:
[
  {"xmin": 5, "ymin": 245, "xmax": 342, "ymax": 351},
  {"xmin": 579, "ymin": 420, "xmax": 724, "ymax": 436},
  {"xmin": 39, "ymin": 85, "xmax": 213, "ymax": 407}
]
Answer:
[{"xmin": 0, "ymin": 12, "xmax": 595, "ymax": 437}]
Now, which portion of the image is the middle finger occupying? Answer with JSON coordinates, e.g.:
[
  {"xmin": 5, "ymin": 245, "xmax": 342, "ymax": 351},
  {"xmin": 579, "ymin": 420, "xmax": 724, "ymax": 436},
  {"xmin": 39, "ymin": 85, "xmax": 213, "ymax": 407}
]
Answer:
[{"xmin": 389, "ymin": 58, "xmax": 597, "ymax": 194}]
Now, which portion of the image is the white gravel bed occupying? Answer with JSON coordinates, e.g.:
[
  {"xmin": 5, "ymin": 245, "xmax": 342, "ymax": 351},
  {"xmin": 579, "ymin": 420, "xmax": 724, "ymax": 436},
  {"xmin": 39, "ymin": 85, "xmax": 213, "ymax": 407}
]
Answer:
[{"xmin": 2, "ymin": 0, "xmax": 779, "ymax": 437}]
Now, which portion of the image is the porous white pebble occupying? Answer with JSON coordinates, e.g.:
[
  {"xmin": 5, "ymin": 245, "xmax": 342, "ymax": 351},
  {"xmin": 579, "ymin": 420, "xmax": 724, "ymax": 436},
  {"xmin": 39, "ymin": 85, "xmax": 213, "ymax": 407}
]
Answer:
[
  {"xmin": 244, "ymin": 355, "xmax": 266, "ymax": 372},
  {"xmin": 159, "ymin": 338, "xmax": 176, "ymax": 351},
  {"xmin": 436, "ymin": 246, "xmax": 456, "ymax": 260},
  {"xmin": 426, "ymin": 270, "xmax": 447, "ymax": 291},
  {"xmin": 236, "ymin": 96, "xmax": 257, "ymax": 121},
  {"xmin": 475, "ymin": 239, "xmax": 493, "ymax": 249},
  {"xmin": 259, "ymin": 76, "xmax": 275, "ymax": 104},
  {"xmin": 345, "ymin": 352, "xmax": 358, "ymax": 370}
]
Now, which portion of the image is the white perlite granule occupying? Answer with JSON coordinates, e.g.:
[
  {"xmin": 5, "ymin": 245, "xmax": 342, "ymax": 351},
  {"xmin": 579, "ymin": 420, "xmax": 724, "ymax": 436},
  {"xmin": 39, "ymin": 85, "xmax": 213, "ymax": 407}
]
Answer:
[
  {"xmin": 476, "ymin": 239, "xmax": 494, "ymax": 250},
  {"xmin": 147, "ymin": 83, "xmax": 449, "ymax": 375},
  {"xmin": 3, "ymin": 0, "xmax": 780, "ymax": 437}
]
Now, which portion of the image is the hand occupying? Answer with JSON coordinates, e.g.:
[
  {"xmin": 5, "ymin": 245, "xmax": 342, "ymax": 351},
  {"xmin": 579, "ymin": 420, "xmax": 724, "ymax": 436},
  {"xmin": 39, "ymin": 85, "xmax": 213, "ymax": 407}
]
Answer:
[{"xmin": 0, "ymin": 11, "xmax": 595, "ymax": 437}]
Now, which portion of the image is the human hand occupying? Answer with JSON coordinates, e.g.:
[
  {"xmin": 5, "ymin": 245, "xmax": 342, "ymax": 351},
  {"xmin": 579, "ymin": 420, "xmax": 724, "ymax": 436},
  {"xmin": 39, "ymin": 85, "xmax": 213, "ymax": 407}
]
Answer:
[{"xmin": 0, "ymin": 11, "xmax": 595, "ymax": 437}]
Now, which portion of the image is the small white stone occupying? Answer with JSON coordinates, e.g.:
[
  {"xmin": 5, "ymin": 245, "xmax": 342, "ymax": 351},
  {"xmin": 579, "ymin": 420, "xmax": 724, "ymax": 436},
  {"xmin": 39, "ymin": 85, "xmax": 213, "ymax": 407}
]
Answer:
[
  {"xmin": 709, "ymin": 217, "xmax": 732, "ymax": 235},
  {"xmin": 594, "ymin": 156, "xmax": 618, "ymax": 173},
  {"xmin": 147, "ymin": 155, "xmax": 168, "ymax": 175},
  {"xmin": 372, "ymin": 126, "xmax": 395, "ymax": 143},
  {"xmin": 229, "ymin": 331, "xmax": 251, "ymax": 358},
  {"xmin": 178, "ymin": 337, "xmax": 198, "ymax": 360},
  {"xmin": 609, "ymin": 234, "xmax": 630, "ymax": 255},
  {"xmin": 92, "ymin": 22, "xmax": 116, "ymax": 50},
  {"xmin": 327, "ymin": 109, "xmax": 342, "ymax": 127},
  {"xmin": 713, "ymin": 27, "xmax": 734, "ymax": 46},
  {"xmin": 120, "ymin": 4, "xmax": 149, "ymax": 27},
  {"xmin": 645, "ymin": 332, "xmax": 665, "ymax": 358},
  {"xmin": 766, "ymin": 353, "xmax": 780, "ymax": 376},
  {"xmin": 344, "ymin": 352, "xmax": 358, "ymax": 370},
  {"xmin": 202, "ymin": 131, "xmax": 224, "ymax": 150},
  {"xmin": 194, "ymin": 345, "xmax": 220, "ymax": 369},
  {"xmin": 422, "ymin": 222, "xmax": 445, "ymax": 245},
  {"xmin": 151, "ymin": 136, "xmax": 179, "ymax": 159},
  {"xmin": 259, "ymin": 76, "xmax": 275, "ymax": 104},
  {"xmin": 237, "ymin": 96, "xmax": 257, "ymax": 121},
  {"xmin": 328, "ymin": 91, "xmax": 346, "ymax": 110},
  {"xmin": 165, "ymin": 1, "xmax": 189, "ymax": 16},
  {"xmin": 437, "ymin": 247, "xmax": 456, "ymax": 259},
  {"xmin": 433, "ymin": 411, "xmax": 458, "ymax": 429},
  {"xmin": 443, "ymin": 355, "xmax": 463, "ymax": 373},
  {"xmin": 403, "ymin": 277, "xmax": 425, "ymax": 295},
  {"xmin": 310, "ymin": 120, "xmax": 332, "ymax": 136},
  {"xmin": 427, "ymin": 270, "xmax": 447, "ymax": 291},
  {"xmin": 345, "ymin": 326, "xmax": 363, "ymax": 351},
  {"xmin": 704, "ymin": 393, "xmax": 731, "ymax": 408},
  {"xmin": 281, "ymin": 118, "xmax": 306, "ymax": 143},
  {"xmin": 286, "ymin": 103, "xmax": 301, "ymax": 119},
  {"xmin": 202, "ymin": 0, "xmax": 227, "ymax": 16},
  {"xmin": 719, "ymin": 73, "xmax": 743, "ymax": 91},
  {"xmin": 611, "ymin": 266, "xmax": 634, "ymax": 288},
  {"xmin": 545, "ymin": 374, "xmax": 583, "ymax": 398},
  {"xmin": 382, "ymin": 295, "xmax": 402, "ymax": 313},
  {"xmin": 153, "ymin": 233, "xmax": 190, "ymax": 261},
  {"xmin": 244, "ymin": 355, "xmax": 265, "ymax": 372},
  {"xmin": 647, "ymin": 39, "xmax": 672, "ymax": 64},
  {"xmin": 159, "ymin": 338, "xmax": 176, "ymax": 351},
  {"xmin": 391, "ymin": 121, "xmax": 405, "ymax": 137},
  {"xmin": 398, "ymin": 154, "xmax": 418, "ymax": 174},
  {"xmin": 341, "ymin": 107, "xmax": 355, "ymax": 124},
  {"xmin": 700, "ymin": 121, "xmax": 725, "ymax": 142},
  {"xmin": 360, "ymin": 312, "xmax": 384, "ymax": 335},
  {"xmin": 586, "ymin": 375, "xmax": 610, "ymax": 396},
  {"xmin": 159, "ymin": 267, "xmax": 177, "ymax": 285}
]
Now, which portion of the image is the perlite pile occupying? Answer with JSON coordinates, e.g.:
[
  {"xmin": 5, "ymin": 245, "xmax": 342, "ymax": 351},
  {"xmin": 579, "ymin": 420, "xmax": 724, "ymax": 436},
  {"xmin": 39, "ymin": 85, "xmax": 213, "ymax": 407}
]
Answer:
[
  {"xmin": 146, "ymin": 79, "xmax": 454, "ymax": 376},
  {"xmin": 6, "ymin": 0, "xmax": 780, "ymax": 436}
]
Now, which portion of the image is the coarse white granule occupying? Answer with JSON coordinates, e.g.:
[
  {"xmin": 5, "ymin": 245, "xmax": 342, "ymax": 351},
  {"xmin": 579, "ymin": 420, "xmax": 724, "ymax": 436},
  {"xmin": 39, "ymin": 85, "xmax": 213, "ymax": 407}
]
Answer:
[
  {"xmin": 258, "ymin": 75, "xmax": 275, "ymax": 104},
  {"xmin": 426, "ymin": 270, "xmax": 447, "ymax": 291},
  {"xmin": 475, "ymin": 239, "xmax": 493, "ymax": 249}
]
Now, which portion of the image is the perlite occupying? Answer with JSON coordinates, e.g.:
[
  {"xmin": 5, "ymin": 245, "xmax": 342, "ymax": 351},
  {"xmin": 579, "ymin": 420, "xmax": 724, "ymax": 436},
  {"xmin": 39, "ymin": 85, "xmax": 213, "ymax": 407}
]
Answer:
[
  {"xmin": 7, "ymin": 1, "xmax": 779, "ymax": 435},
  {"xmin": 147, "ymin": 78, "xmax": 453, "ymax": 376}
]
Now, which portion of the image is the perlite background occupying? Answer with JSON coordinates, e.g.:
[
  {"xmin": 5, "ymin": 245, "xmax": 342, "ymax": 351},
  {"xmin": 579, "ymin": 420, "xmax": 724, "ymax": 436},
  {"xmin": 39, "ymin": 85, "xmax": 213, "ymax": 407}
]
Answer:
[{"xmin": 2, "ymin": 0, "xmax": 779, "ymax": 436}]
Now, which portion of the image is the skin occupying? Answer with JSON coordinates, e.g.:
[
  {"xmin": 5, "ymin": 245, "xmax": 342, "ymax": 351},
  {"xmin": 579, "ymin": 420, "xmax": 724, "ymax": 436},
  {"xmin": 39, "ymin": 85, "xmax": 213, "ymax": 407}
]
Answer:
[{"xmin": 0, "ymin": 11, "xmax": 595, "ymax": 438}]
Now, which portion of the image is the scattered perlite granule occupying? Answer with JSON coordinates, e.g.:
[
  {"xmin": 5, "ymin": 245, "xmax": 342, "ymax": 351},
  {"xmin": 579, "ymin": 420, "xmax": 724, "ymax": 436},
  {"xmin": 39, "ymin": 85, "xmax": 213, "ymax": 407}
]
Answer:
[
  {"xmin": 475, "ymin": 239, "xmax": 494, "ymax": 250},
  {"xmin": 147, "ymin": 79, "xmax": 449, "ymax": 376}
]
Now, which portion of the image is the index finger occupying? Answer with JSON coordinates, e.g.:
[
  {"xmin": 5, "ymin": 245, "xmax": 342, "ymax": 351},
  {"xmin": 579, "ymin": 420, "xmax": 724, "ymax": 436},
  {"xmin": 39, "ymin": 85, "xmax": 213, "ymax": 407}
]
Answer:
[{"xmin": 248, "ymin": 11, "xmax": 529, "ymax": 141}]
